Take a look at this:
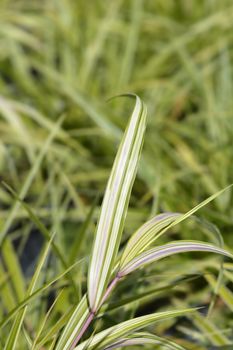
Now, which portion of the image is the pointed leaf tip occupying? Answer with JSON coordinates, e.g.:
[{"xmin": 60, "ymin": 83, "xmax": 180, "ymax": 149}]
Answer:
[{"xmin": 88, "ymin": 95, "xmax": 147, "ymax": 310}]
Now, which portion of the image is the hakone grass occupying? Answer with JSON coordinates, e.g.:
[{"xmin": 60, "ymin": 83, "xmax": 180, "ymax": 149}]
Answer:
[
  {"xmin": 0, "ymin": 1, "xmax": 233, "ymax": 349},
  {"xmin": 1, "ymin": 95, "xmax": 233, "ymax": 349}
]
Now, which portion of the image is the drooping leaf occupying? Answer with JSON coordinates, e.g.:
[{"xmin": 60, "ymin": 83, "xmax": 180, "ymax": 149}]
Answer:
[
  {"xmin": 121, "ymin": 185, "xmax": 232, "ymax": 269},
  {"xmin": 119, "ymin": 241, "xmax": 233, "ymax": 276},
  {"xmin": 120, "ymin": 212, "xmax": 181, "ymax": 268},
  {"xmin": 103, "ymin": 332, "xmax": 186, "ymax": 350}
]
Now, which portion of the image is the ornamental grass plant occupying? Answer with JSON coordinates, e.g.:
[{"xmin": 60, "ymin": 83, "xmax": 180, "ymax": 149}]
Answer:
[
  {"xmin": 1, "ymin": 95, "xmax": 233, "ymax": 349},
  {"xmin": 0, "ymin": 1, "xmax": 233, "ymax": 349}
]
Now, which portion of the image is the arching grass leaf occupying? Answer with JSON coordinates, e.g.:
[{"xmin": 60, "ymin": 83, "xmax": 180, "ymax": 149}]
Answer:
[
  {"xmin": 120, "ymin": 212, "xmax": 181, "ymax": 268},
  {"xmin": 74, "ymin": 308, "xmax": 196, "ymax": 350},
  {"xmin": 103, "ymin": 332, "xmax": 186, "ymax": 350},
  {"xmin": 121, "ymin": 185, "xmax": 232, "ymax": 269},
  {"xmin": 119, "ymin": 241, "xmax": 233, "ymax": 276}
]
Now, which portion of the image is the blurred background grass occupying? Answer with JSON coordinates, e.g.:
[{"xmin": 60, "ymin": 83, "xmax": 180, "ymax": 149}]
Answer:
[{"xmin": 0, "ymin": 0, "xmax": 233, "ymax": 348}]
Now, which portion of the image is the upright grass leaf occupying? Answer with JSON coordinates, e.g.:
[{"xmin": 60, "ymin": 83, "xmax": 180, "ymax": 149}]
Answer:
[
  {"xmin": 74, "ymin": 308, "xmax": 195, "ymax": 350},
  {"xmin": 36, "ymin": 308, "xmax": 74, "ymax": 348},
  {"xmin": 0, "ymin": 115, "xmax": 64, "ymax": 246},
  {"xmin": 55, "ymin": 95, "xmax": 147, "ymax": 350},
  {"xmin": 205, "ymin": 274, "xmax": 233, "ymax": 311},
  {"xmin": 2, "ymin": 183, "xmax": 79, "ymax": 296},
  {"xmin": 119, "ymin": 241, "xmax": 233, "ymax": 276},
  {"xmin": 31, "ymin": 289, "xmax": 65, "ymax": 349},
  {"xmin": 0, "ymin": 259, "xmax": 83, "ymax": 331},
  {"xmin": 1, "ymin": 237, "xmax": 25, "ymax": 302},
  {"xmin": 88, "ymin": 95, "xmax": 147, "ymax": 311},
  {"xmin": 0, "ymin": 263, "xmax": 16, "ymax": 312},
  {"xmin": 55, "ymin": 295, "xmax": 89, "ymax": 350},
  {"xmin": 4, "ymin": 234, "xmax": 54, "ymax": 350}
]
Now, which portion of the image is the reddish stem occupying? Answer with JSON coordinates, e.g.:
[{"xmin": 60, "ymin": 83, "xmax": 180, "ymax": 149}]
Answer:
[
  {"xmin": 69, "ymin": 274, "xmax": 121, "ymax": 350},
  {"xmin": 70, "ymin": 311, "xmax": 95, "ymax": 350},
  {"xmin": 99, "ymin": 274, "xmax": 121, "ymax": 306}
]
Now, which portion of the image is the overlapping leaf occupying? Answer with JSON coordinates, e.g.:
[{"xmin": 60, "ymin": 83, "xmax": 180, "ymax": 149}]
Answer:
[
  {"xmin": 74, "ymin": 308, "xmax": 195, "ymax": 350},
  {"xmin": 120, "ymin": 212, "xmax": 181, "ymax": 267},
  {"xmin": 120, "ymin": 186, "xmax": 232, "ymax": 269},
  {"xmin": 55, "ymin": 295, "xmax": 89, "ymax": 350}
]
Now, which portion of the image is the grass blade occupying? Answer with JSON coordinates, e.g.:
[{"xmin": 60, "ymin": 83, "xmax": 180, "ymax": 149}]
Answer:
[
  {"xmin": 119, "ymin": 241, "xmax": 233, "ymax": 276},
  {"xmin": 88, "ymin": 95, "xmax": 147, "ymax": 311},
  {"xmin": 55, "ymin": 295, "xmax": 89, "ymax": 350},
  {"xmin": 121, "ymin": 185, "xmax": 232, "ymax": 268},
  {"xmin": 103, "ymin": 332, "xmax": 186, "ymax": 350},
  {"xmin": 4, "ymin": 234, "xmax": 54, "ymax": 350},
  {"xmin": 0, "ymin": 260, "xmax": 83, "ymax": 331},
  {"xmin": 0, "ymin": 115, "xmax": 64, "ymax": 246},
  {"xmin": 74, "ymin": 308, "xmax": 196, "ymax": 350},
  {"xmin": 1, "ymin": 237, "xmax": 25, "ymax": 302},
  {"xmin": 121, "ymin": 213, "xmax": 181, "ymax": 268}
]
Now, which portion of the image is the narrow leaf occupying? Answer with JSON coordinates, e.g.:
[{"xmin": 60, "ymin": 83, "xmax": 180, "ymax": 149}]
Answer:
[
  {"xmin": 2, "ymin": 182, "xmax": 79, "ymax": 296},
  {"xmin": 121, "ymin": 185, "xmax": 232, "ymax": 269},
  {"xmin": 0, "ymin": 259, "xmax": 83, "ymax": 331},
  {"xmin": 1, "ymin": 237, "xmax": 25, "ymax": 302},
  {"xmin": 4, "ymin": 234, "xmax": 54, "ymax": 350},
  {"xmin": 119, "ymin": 241, "xmax": 233, "ymax": 276},
  {"xmin": 0, "ymin": 115, "xmax": 64, "ymax": 246},
  {"xmin": 120, "ymin": 212, "xmax": 181, "ymax": 268},
  {"xmin": 55, "ymin": 295, "xmax": 89, "ymax": 350},
  {"xmin": 88, "ymin": 95, "xmax": 147, "ymax": 311},
  {"xmin": 74, "ymin": 308, "xmax": 196, "ymax": 350},
  {"xmin": 103, "ymin": 332, "xmax": 186, "ymax": 350}
]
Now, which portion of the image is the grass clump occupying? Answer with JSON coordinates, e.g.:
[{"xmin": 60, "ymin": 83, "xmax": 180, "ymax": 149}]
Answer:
[
  {"xmin": 0, "ymin": 1, "xmax": 233, "ymax": 349},
  {"xmin": 1, "ymin": 95, "xmax": 233, "ymax": 349}
]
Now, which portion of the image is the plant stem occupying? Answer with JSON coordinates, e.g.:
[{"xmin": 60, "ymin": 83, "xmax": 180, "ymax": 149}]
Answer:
[
  {"xmin": 70, "ymin": 274, "xmax": 121, "ymax": 349},
  {"xmin": 70, "ymin": 311, "xmax": 95, "ymax": 350},
  {"xmin": 99, "ymin": 273, "xmax": 121, "ymax": 306}
]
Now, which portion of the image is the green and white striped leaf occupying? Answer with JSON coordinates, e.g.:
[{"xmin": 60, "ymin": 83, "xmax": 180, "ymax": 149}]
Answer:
[
  {"xmin": 103, "ymin": 332, "xmax": 186, "ymax": 350},
  {"xmin": 120, "ymin": 212, "xmax": 181, "ymax": 268},
  {"xmin": 120, "ymin": 185, "xmax": 232, "ymax": 269},
  {"xmin": 74, "ymin": 308, "xmax": 195, "ymax": 350},
  {"xmin": 55, "ymin": 295, "xmax": 89, "ymax": 350},
  {"xmin": 88, "ymin": 95, "xmax": 147, "ymax": 311},
  {"xmin": 119, "ymin": 241, "xmax": 233, "ymax": 276}
]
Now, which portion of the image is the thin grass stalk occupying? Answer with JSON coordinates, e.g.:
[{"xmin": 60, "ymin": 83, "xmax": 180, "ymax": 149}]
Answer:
[{"xmin": 70, "ymin": 274, "xmax": 122, "ymax": 349}]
